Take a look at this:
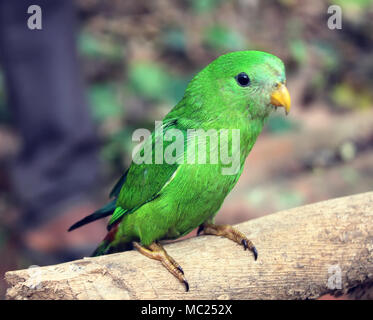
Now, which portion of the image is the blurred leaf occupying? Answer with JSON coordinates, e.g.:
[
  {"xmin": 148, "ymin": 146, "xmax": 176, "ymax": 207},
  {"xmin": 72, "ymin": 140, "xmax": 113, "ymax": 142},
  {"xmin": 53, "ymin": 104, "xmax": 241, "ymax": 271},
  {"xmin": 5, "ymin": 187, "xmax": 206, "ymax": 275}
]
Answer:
[
  {"xmin": 245, "ymin": 188, "xmax": 266, "ymax": 208},
  {"xmin": 331, "ymin": 84, "xmax": 372, "ymax": 110},
  {"xmin": 78, "ymin": 31, "xmax": 123, "ymax": 61},
  {"xmin": 128, "ymin": 62, "xmax": 189, "ymax": 104},
  {"xmin": 100, "ymin": 128, "xmax": 133, "ymax": 163},
  {"xmin": 129, "ymin": 62, "xmax": 170, "ymax": 102},
  {"xmin": 276, "ymin": 190, "xmax": 305, "ymax": 210},
  {"xmin": 113, "ymin": 128, "xmax": 135, "ymax": 153},
  {"xmin": 101, "ymin": 141, "xmax": 121, "ymax": 163},
  {"xmin": 278, "ymin": 0, "xmax": 297, "ymax": 6},
  {"xmin": 313, "ymin": 41, "xmax": 339, "ymax": 72},
  {"xmin": 88, "ymin": 83, "xmax": 124, "ymax": 121},
  {"xmin": 246, "ymin": 187, "xmax": 305, "ymax": 211},
  {"xmin": 339, "ymin": 141, "xmax": 356, "ymax": 162},
  {"xmin": 331, "ymin": 0, "xmax": 373, "ymax": 22},
  {"xmin": 204, "ymin": 25, "xmax": 246, "ymax": 51},
  {"xmin": 189, "ymin": 0, "xmax": 223, "ymax": 13},
  {"xmin": 288, "ymin": 39, "xmax": 307, "ymax": 65},
  {"xmin": 310, "ymin": 72, "xmax": 327, "ymax": 91},
  {"xmin": 162, "ymin": 29, "xmax": 186, "ymax": 52},
  {"xmin": 341, "ymin": 167, "xmax": 360, "ymax": 184}
]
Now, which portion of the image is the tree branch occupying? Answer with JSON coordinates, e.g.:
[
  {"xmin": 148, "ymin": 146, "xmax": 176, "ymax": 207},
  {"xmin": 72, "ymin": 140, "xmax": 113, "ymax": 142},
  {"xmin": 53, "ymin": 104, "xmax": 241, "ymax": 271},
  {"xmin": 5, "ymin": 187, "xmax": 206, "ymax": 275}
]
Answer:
[{"xmin": 5, "ymin": 192, "xmax": 373, "ymax": 300}]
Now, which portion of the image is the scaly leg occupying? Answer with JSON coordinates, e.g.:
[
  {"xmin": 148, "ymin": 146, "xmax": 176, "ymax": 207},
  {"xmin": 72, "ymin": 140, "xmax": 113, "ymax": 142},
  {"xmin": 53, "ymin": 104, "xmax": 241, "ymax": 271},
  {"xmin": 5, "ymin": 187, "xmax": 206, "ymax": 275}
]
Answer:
[
  {"xmin": 197, "ymin": 223, "xmax": 258, "ymax": 260},
  {"xmin": 133, "ymin": 241, "xmax": 189, "ymax": 291}
]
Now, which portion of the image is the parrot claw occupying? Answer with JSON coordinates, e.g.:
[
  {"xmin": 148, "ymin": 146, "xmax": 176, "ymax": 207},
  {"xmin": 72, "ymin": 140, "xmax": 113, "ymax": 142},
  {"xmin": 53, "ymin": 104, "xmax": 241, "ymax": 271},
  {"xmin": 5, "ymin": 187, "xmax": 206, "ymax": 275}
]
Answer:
[
  {"xmin": 133, "ymin": 241, "xmax": 189, "ymax": 292},
  {"xmin": 183, "ymin": 280, "xmax": 190, "ymax": 292},
  {"xmin": 241, "ymin": 239, "xmax": 248, "ymax": 250},
  {"xmin": 177, "ymin": 266, "xmax": 184, "ymax": 275},
  {"xmin": 242, "ymin": 239, "xmax": 258, "ymax": 260},
  {"xmin": 252, "ymin": 246, "xmax": 258, "ymax": 261},
  {"xmin": 201, "ymin": 223, "xmax": 258, "ymax": 261}
]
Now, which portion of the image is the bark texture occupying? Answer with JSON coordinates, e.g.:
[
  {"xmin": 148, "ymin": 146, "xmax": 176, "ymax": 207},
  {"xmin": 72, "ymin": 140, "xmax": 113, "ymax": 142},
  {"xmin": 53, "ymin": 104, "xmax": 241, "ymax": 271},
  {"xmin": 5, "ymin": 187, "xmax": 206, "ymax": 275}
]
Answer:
[{"xmin": 5, "ymin": 192, "xmax": 373, "ymax": 300}]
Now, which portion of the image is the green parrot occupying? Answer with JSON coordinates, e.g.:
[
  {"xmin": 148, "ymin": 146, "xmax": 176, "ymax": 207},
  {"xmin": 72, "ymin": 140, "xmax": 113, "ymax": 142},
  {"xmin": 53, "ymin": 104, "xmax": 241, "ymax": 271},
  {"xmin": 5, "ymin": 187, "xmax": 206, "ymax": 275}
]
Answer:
[{"xmin": 69, "ymin": 50, "xmax": 291, "ymax": 291}]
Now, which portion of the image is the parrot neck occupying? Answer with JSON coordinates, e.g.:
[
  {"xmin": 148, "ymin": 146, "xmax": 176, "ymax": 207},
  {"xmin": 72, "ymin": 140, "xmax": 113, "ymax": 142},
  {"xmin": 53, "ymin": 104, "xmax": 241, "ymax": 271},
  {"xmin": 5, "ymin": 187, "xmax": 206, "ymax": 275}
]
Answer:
[{"xmin": 240, "ymin": 116, "xmax": 266, "ymax": 161}]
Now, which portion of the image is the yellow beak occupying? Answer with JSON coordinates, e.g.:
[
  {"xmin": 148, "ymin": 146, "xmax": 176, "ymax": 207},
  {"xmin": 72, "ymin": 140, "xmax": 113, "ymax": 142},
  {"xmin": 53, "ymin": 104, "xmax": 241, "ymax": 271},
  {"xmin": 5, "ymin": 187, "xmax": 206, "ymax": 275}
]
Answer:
[{"xmin": 270, "ymin": 83, "xmax": 291, "ymax": 115}]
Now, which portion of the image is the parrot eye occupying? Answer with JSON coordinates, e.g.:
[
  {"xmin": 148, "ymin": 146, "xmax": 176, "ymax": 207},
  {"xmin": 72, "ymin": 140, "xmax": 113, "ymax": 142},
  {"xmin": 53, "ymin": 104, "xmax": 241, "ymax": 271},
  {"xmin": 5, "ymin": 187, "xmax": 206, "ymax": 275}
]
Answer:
[{"xmin": 235, "ymin": 72, "xmax": 250, "ymax": 87}]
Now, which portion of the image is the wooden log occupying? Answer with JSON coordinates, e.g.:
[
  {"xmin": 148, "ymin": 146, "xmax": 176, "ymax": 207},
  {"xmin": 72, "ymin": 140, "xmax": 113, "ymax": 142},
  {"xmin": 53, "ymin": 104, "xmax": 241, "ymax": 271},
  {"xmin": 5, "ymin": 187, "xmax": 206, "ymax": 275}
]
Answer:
[{"xmin": 5, "ymin": 192, "xmax": 373, "ymax": 300}]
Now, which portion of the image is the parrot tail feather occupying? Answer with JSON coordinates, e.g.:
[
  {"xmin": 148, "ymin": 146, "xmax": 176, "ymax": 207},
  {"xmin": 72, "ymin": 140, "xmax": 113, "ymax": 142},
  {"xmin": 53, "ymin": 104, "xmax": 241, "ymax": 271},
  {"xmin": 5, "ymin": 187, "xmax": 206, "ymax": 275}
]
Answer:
[
  {"xmin": 68, "ymin": 200, "xmax": 116, "ymax": 232},
  {"xmin": 91, "ymin": 240, "xmax": 110, "ymax": 257},
  {"xmin": 91, "ymin": 222, "xmax": 133, "ymax": 256}
]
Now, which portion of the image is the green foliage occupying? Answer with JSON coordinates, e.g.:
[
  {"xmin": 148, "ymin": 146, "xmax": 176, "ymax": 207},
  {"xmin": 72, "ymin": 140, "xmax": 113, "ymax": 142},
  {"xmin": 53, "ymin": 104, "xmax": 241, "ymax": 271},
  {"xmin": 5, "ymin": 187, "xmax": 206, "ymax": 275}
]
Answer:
[
  {"xmin": 331, "ymin": 0, "xmax": 373, "ymax": 21},
  {"xmin": 286, "ymin": 18, "xmax": 308, "ymax": 65},
  {"xmin": 204, "ymin": 25, "xmax": 247, "ymax": 51},
  {"xmin": 128, "ymin": 62, "xmax": 189, "ymax": 104},
  {"xmin": 78, "ymin": 31, "xmax": 123, "ymax": 61},
  {"xmin": 339, "ymin": 141, "xmax": 356, "ymax": 162},
  {"xmin": 129, "ymin": 62, "xmax": 169, "ymax": 102},
  {"xmin": 189, "ymin": 0, "xmax": 223, "ymax": 13},
  {"xmin": 161, "ymin": 29, "xmax": 187, "ymax": 52},
  {"xmin": 245, "ymin": 187, "xmax": 305, "ymax": 211},
  {"xmin": 313, "ymin": 41, "xmax": 339, "ymax": 72},
  {"xmin": 331, "ymin": 84, "xmax": 372, "ymax": 110},
  {"xmin": 276, "ymin": 190, "xmax": 305, "ymax": 210},
  {"xmin": 101, "ymin": 128, "xmax": 134, "ymax": 163},
  {"xmin": 341, "ymin": 167, "xmax": 360, "ymax": 184},
  {"xmin": 309, "ymin": 41, "xmax": 340, "ymax": 97},
  {"xmin": 289, "ymin": 39, "xmax": 307, "ymax": 65},
  {"xmin": 88, "ymin": 83, "xmax": 124, "ymax": 122}
]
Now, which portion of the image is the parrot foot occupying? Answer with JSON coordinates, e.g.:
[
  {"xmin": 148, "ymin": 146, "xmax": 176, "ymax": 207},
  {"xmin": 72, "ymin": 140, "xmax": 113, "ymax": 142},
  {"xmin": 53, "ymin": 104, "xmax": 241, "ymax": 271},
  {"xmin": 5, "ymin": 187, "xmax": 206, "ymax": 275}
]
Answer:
[
  {"xmin": 132, "ymin": 241, "xmax": 189, "ymax": 292},
  {"xmin": 198, "ymin": 223, "xmax": 258, "ymax": 260}
]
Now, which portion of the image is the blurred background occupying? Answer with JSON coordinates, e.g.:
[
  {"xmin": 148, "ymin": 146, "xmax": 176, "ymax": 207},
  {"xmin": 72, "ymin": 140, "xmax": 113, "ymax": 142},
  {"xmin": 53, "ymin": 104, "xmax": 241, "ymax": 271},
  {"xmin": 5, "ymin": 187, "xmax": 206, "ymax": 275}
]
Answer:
[{"xmin": 0, "ymin": 0, "xmax": 373, "ymax": 299}]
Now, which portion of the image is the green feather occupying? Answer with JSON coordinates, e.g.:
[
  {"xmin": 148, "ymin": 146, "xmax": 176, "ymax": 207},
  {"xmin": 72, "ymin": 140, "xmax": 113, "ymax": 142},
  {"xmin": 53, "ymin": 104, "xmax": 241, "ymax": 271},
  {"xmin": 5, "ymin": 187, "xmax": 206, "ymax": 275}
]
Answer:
[{"xmin": 107, "ymin": 207, "xmax": 127, "ymax": 229}]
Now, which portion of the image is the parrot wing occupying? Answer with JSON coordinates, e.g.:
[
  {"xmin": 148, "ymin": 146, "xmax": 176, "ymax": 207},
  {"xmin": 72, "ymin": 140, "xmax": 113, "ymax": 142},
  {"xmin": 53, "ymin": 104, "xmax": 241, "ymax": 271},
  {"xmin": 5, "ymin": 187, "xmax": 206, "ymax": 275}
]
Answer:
[
  {"xmin": 109, "ymin": 169, "xmax": 129, "ymax": 198},
  {"xmin": 107, "ymin": 118, "xmax": 183, "ymax": 229}
]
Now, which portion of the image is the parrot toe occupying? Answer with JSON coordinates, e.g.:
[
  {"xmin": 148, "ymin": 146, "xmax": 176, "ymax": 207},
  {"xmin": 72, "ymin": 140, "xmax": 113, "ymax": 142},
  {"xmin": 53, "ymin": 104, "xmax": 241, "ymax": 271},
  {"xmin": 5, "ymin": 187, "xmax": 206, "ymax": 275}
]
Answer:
[
  {"xmin": 200, "ymin": 223, "xmax": 258, "ymax": 261},
  {"xmin": 241, "ymin": 238, "xmax": 249, "ymax": 250},
  {"xmin": 177, "ymin": 265, "xmax": 184, "ymax": 275},
  {"xmin": 133, "ymin": 241, "xmax": 189, "ymax": 292},
  {"xmin": 252, "ymin": 246, "xmax": 258, "ymax": 261}
]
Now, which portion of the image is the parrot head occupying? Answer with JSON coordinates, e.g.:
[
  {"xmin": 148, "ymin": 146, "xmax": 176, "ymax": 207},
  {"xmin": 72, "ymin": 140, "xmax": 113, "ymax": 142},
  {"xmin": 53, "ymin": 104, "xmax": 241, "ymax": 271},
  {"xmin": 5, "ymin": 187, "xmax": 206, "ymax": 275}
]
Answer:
[{"xmin": 186, "ymin": 50, "xmax": 291, "ymax": 120}]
